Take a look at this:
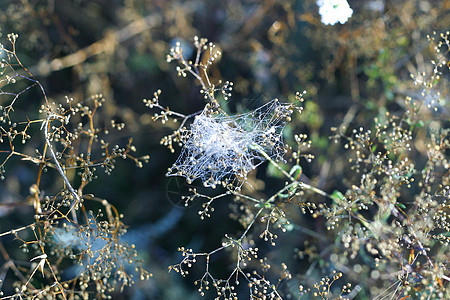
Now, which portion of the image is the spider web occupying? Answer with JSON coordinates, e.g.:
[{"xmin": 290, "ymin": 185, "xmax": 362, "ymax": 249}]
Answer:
[{"xmin": 166, "ymin": 99, "xmax": 293, "ymax": 188}]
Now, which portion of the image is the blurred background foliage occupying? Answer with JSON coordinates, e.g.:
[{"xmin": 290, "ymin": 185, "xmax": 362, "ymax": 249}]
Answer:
[{"xmin": 0, "ymin": 0, "xmax": 449, "ymax": 299}]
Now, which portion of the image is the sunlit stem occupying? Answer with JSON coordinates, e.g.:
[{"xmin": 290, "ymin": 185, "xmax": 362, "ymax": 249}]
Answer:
[{"xmin": 253, "ymin": 144, "xmax": 328, "ymax": 198}]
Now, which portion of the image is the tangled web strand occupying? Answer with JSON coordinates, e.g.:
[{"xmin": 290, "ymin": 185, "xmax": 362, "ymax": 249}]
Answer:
[{"xmin": 167, "ymin": 99, "xmax": 294, "ymax": 188}]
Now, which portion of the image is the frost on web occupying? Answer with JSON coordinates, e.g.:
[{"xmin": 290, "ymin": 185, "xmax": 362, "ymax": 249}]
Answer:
[{"xmin": 166, "ymin": 99, "xmax": 294, "ymax": 188}]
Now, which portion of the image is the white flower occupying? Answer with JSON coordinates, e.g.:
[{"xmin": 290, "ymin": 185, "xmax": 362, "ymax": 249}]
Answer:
[{"xmin": 317, "ymin": 0, "xmax": 353, "ymax": 25}]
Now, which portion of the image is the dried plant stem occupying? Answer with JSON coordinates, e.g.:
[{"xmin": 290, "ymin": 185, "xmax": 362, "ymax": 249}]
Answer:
[{"xmin": 43, "ymin": 115, "xmax": 80, "ymax": 221}]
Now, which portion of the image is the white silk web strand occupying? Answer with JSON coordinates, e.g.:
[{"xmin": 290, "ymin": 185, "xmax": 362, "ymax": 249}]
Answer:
[{"xmin": 167, "ymin": 99, "xmax": 293, "ymax": 188}]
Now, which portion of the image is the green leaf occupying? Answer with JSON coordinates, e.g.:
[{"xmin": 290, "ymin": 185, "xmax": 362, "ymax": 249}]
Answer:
[
  {"xmin": 371, "ymin": 145, "xmax": 377, "ymax": 153},
  {"xmin": 289, "ymin": 165, "xmax": 302, "ymax": 180},
  {"xmin": 267, "ymin": 162, "xmax": 288, "ymax": 179},
  {"xmin": 331, "ymin": 190, "xmax": 345, "ymax": 203},
  {"xmin": 396, "ymin": 203, "xmax": 406, "ymax": 209}
]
